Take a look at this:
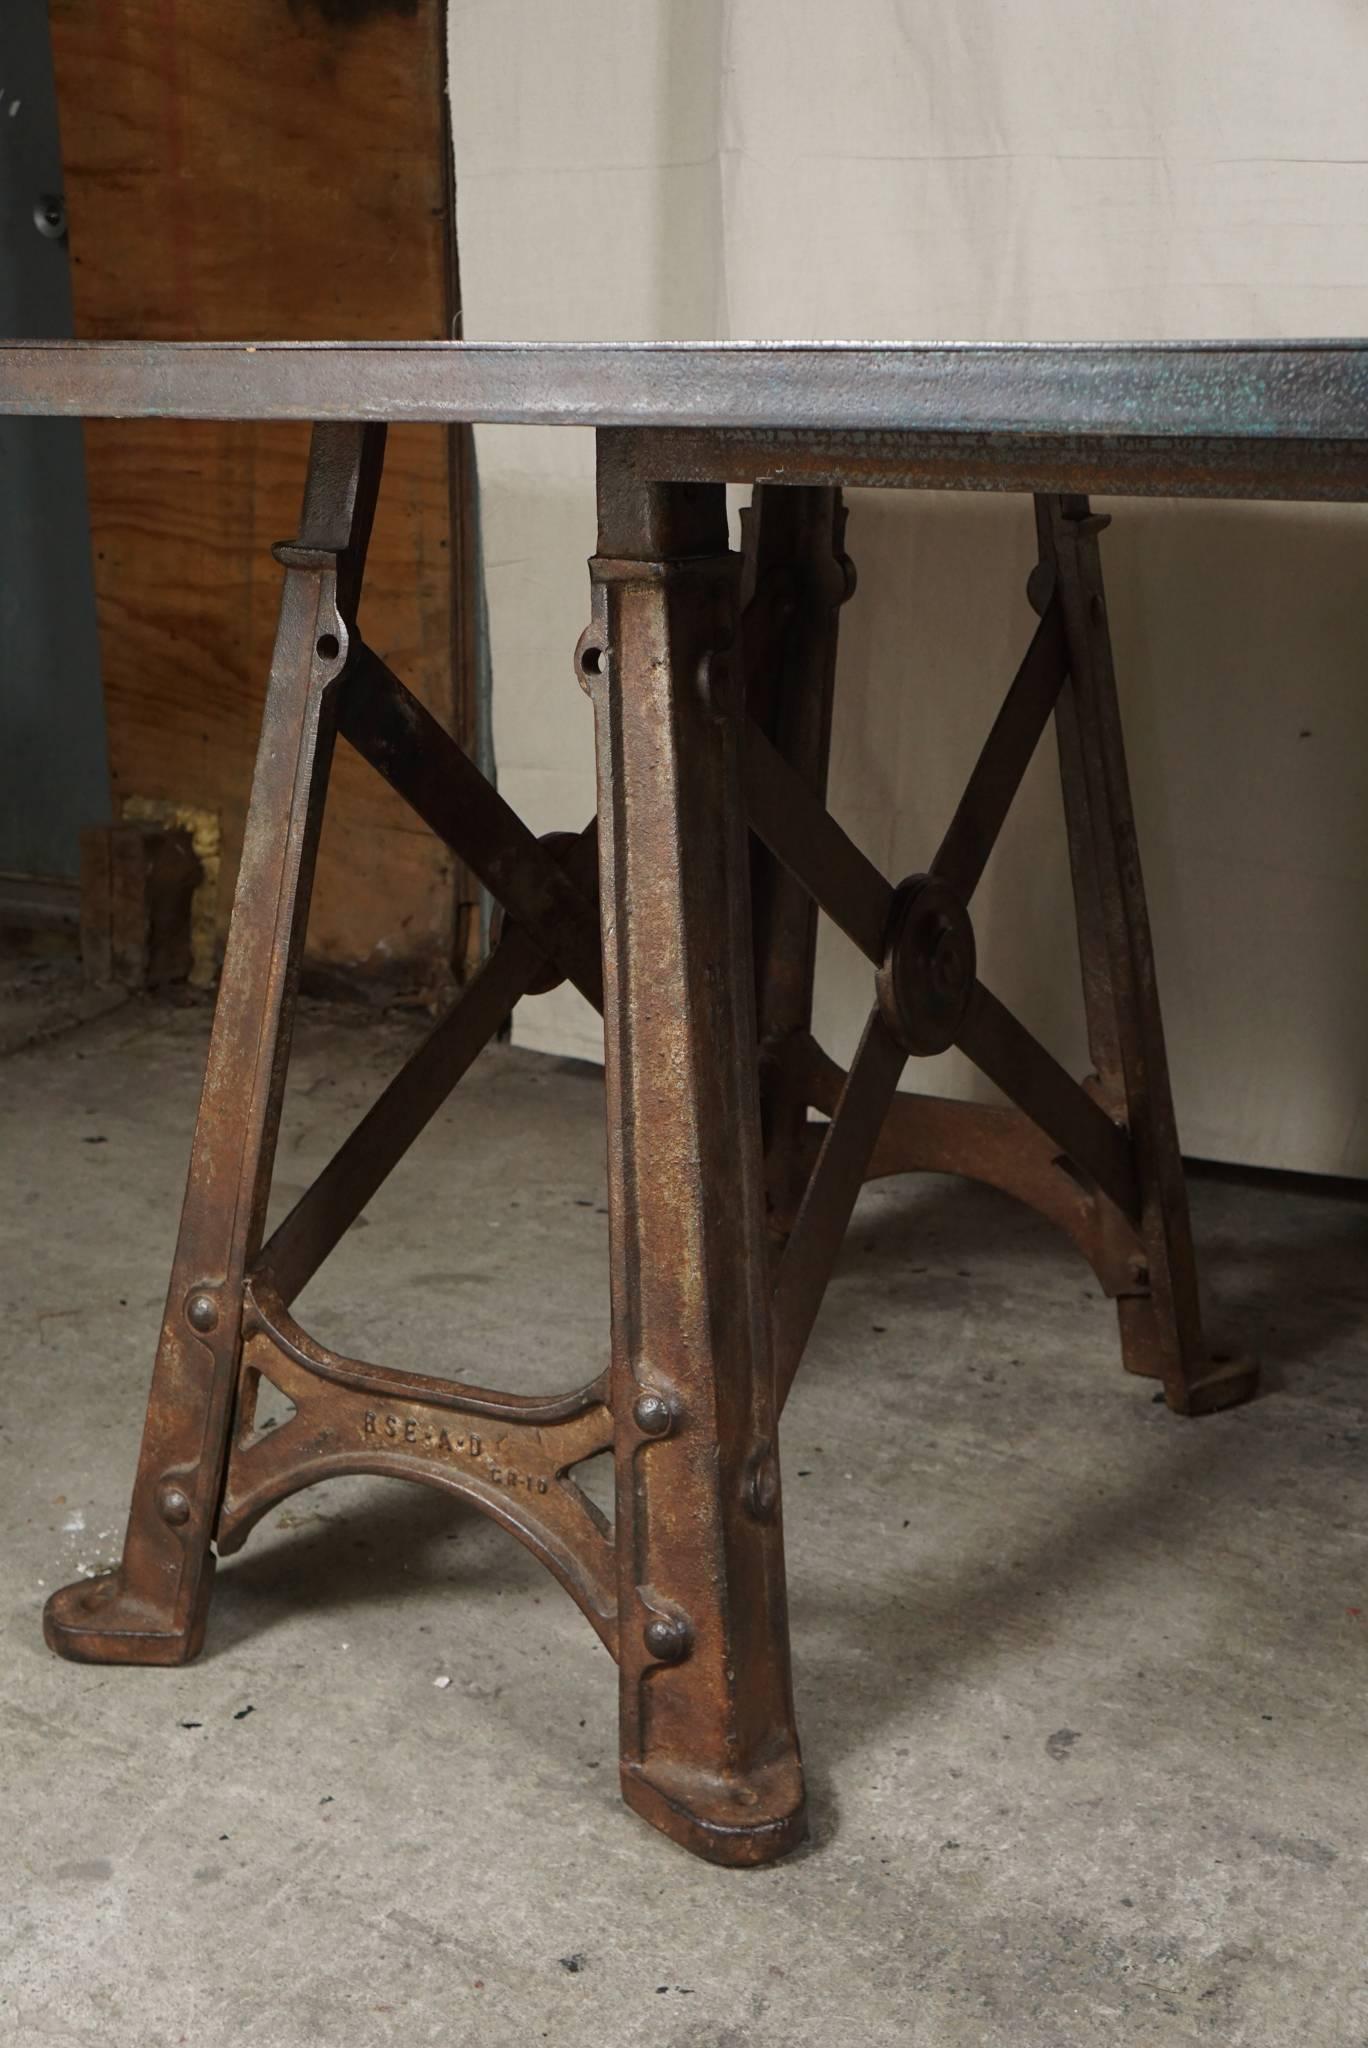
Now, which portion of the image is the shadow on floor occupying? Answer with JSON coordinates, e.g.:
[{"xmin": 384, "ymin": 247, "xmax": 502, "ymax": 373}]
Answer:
[
  {"xmin": 845, "ymin": 1163, "xmax": 1368, "ymax": 1384},
  {"xmin": 206, "ymin": 1159, "xmax": 1368, "ymax": 1852},
  {"xmin": 209, "ymin": 1481, "xmax": 478, "ymax": 1658}
]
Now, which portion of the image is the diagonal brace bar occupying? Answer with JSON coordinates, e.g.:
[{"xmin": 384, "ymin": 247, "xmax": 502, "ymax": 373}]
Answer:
[
  {"xmin": 744, "ymin": 719, "xmax": 894, "ymax": 964},
  {"xmin": 955, "ymin": 979, "xmax": 1138, "ymax": 1221},
  {"xmin": 338, "ymin": 645, "xmax": 603, "ymax": 1010},
  {"xmin": 257, "ymin": 927, "xmax": 544, "ymax": 1305},
  {"xmin": 773, "ymin": 1007, "xmax": 906, "ymax": 1405},
  {"xmin": 932, "ymin": 597, "xmax": 1068, "ymax": 902},
  {"xmin": 257, "ymin": 825, "xmax": 601, "ymax": 1305}
]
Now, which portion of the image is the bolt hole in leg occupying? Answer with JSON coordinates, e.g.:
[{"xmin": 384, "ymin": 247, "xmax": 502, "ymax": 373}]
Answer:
[
  {"xmin": 573, "ymin": 626, "xmax": 609, "ymax": 693},
  {"xmin": 316, "ymin": 632, "xmax": 341, "ymax": 662}
]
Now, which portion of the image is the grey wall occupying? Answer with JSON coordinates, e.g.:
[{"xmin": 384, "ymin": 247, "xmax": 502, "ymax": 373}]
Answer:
[{"xmin": 0, "ymin": 0, "xmax": 108, "ymax": 880}]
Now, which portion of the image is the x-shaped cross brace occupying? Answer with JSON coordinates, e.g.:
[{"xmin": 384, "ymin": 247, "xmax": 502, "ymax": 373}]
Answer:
[
  {"xmin": 294, "ymin": 564, "xmax": 1134, "ymax": 1428},
  {"xmin": 255, "ymin": 644, "xmax": 604, "ymax": 1310},
  {"xmin": 746, "ymin": 586, "xmax": 1138, "ymax": 1403}
]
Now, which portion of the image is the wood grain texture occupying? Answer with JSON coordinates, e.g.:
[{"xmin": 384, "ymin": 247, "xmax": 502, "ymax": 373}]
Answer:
[{"xmin": 50, "ymin": 0, "xmax": 462, "ymax": 972}]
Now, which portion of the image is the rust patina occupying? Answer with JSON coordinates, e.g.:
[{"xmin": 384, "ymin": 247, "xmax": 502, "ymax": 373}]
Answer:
[{"xmin": 6, "ymin": 337, "xmax": 1337, "ymax": 1858}]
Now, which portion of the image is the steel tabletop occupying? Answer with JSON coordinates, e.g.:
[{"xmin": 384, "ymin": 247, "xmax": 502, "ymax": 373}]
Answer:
[{"xmin": 1, "ymin": 338, "xmax": 1368, "ymax": 498}]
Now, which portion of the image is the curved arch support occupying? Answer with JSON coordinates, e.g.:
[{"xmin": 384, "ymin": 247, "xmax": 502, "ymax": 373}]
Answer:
[
  {"xmin": 785, "ymin": 1032, "xmax": 1143, "ymax": 1300},
  {"xmin": 216, "ymin": 1294, "xmax": 618, "ymax": 1654}
]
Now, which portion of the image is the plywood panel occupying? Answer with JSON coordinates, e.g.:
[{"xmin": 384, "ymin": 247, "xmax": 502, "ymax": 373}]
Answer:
[{"xmin": 50, "ymin": 0, "xmax": 464, "ymax": 974}]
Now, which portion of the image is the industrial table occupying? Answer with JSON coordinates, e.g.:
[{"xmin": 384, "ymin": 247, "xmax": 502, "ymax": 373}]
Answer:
[{"xmin": 8, "ymin": 339, "xmax": 1363, "ymax": 1864}]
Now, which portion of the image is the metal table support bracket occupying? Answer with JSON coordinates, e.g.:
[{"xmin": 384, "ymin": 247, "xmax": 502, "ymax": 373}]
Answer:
[{"xmin": 15, "ymin": 337, "xmax": 1334, "ymax": 1862}]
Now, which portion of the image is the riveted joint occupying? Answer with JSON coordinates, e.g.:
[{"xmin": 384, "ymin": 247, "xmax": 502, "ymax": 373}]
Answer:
[
  {"xmin": 642, "ymin": 1613, "xmax": 691, "ymax": 1664},
  {"xmin": 632, "ymin": 1388, "xmax": 674, "ymax": 1438},
  {"xmin": 157, "ymin": 1482, "xmax": 192, "ymax": 1528},
  {"xmin": 185, "ymin": 1289, "xmax": 219, "ymax": 1334}
]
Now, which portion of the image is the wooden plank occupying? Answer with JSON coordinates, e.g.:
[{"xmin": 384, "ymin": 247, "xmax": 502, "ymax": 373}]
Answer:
[
  {"xmin": 79, "ymin": 821, "xmax": 200, "ymax": 988},
  {"xmin": 48, "ymin": 0, "xmax": 468, "ymax": 976}
]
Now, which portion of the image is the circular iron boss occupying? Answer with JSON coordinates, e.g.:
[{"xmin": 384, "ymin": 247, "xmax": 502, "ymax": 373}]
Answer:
[
  {"xmin": 488, "ymin": 829, "xmax": 580, "ymax": 994},
  {"xmin": 875, "ymin": 874, "xmax": 977, "ymax": 1057}
]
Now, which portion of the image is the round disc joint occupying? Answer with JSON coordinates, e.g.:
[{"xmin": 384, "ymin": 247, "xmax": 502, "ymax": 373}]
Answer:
[
  {"xmin": 488, "ymin": 830, "xmax": 579, "ymax": 994},
  {"xmin": 875, "ymin": 874, "xmax": 976, "ymax": 1057}
]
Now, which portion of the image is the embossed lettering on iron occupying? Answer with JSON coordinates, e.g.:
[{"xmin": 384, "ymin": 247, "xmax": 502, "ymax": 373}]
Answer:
[{"xmin": 362, "ymin": 1410, "xmax": 550, "ymax": 1494}]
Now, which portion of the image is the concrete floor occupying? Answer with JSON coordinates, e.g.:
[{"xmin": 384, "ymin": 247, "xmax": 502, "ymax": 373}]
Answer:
[{"xmin": 3, "ymin": 997, "xmax": 1368, "ymax": 2047}]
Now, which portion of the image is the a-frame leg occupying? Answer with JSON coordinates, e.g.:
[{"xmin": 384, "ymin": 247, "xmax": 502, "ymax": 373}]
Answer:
[
  {"xmin": 584, "ymin": 438, "xmax": 805, "ymax": 1865},
  {"xmin": 1037, "ymin": 493, "xmax": 1257, "ymax": 1415},
  {"xmin": 44, "ymin": 423, "xmax": 386, "ymax": 1663}
]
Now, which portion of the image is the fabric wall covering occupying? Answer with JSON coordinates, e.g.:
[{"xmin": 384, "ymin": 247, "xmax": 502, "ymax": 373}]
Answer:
[{"xmin": 450, "ymin": 1, "xmax": 1368, "ymax": 1173}]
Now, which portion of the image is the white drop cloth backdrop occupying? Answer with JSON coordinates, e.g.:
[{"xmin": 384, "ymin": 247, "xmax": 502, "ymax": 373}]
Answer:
[{"xmin": 449, "ymin": 0, "xmax": 1368, "ymax": 1173}]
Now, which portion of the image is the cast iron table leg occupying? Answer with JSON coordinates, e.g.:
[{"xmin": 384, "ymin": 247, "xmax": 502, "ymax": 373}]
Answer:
[
  {"xmin": 44, "ymin": 423, "xmax": 385, "ymax": 1662},
  {"xmin": 1038, "ymin": 493, "xmax": 1258, "ymax": 1415},
  {"xmin": 583, "ymin": 436, "xmax": 805, "ymax": 1864}
]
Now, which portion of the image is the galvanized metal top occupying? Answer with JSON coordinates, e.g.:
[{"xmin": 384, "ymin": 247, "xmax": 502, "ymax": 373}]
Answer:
[{"xmin": 2, "ymin": 339, "xmax": 1368, "ymax": 442}]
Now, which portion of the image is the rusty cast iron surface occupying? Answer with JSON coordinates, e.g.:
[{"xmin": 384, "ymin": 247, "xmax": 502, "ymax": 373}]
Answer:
[{"xmin": 29, "ymin": 337, "xmax": 1335, "ymax": 1861}]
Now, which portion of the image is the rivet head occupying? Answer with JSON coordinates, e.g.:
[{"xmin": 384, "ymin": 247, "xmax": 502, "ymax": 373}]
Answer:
[
  {"xmin": 633, "ymin": 1390, "xmax": 672, "ymax": 1437},
  {"xmin": 746, "ymin": 1449, "xmax": 780, "ymax": 1522},
  {"xmin": 186, "ymin": 1291, "xmax": 218, "ymax": 1333},
  {"xmin": 643, "ymin": 1615, "xmax": 690, "ymax": 1664},
  {"xmin": 158, "ymin": 1485, "xmax": 192, "ymax": 1527}
]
